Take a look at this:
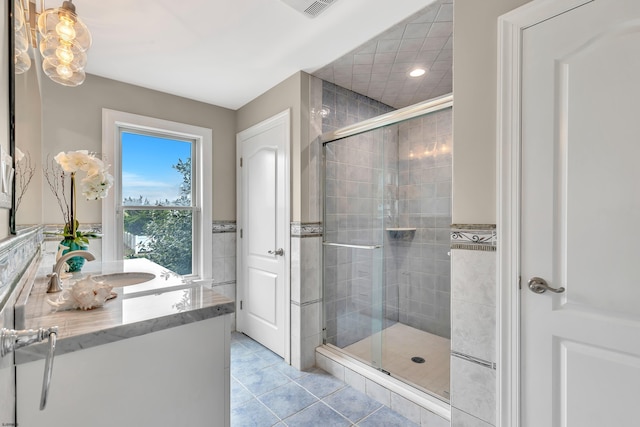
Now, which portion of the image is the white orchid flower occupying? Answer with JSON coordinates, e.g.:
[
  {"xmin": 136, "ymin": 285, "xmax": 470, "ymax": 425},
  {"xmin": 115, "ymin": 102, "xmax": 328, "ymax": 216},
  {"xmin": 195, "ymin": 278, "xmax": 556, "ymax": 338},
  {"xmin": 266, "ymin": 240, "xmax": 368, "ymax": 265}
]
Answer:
[
  {"xmin": 81, "ymin": 171, "xmax": 114, "ymax": 200},
  {"xmin": 82, "ymin": 156, "xmax": 106, "ymax": 177},
  {"xmin": 54, "ymin": 150, "xmax": 91, "ymax": 173},
  {"xmin": 54, "ymin": 150, "xmax": 114, "ymax": 200}
]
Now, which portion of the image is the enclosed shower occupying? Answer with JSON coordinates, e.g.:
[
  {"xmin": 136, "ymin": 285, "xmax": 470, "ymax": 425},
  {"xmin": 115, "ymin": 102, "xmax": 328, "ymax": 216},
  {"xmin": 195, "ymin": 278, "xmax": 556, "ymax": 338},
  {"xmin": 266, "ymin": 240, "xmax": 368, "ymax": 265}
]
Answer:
[{"xmin": 322, "ymin": 95, "xmax": 452, "ymax": 401}]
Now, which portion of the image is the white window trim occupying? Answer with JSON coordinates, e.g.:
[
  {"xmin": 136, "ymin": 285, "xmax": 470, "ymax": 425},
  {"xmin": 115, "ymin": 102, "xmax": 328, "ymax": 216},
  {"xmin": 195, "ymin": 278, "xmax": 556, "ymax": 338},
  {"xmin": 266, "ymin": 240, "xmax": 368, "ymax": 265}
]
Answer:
[{"xmin": 102, "ymin": 109, "xmax": 212, "ymax": 279}]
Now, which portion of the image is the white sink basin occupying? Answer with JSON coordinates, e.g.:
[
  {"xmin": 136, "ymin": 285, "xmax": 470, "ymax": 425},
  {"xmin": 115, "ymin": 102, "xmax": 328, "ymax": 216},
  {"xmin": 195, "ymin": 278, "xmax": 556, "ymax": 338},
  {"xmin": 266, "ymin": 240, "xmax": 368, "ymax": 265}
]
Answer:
[{"xmin": 92, "ymin": 272, "xmax": 156, "ymax": 287}]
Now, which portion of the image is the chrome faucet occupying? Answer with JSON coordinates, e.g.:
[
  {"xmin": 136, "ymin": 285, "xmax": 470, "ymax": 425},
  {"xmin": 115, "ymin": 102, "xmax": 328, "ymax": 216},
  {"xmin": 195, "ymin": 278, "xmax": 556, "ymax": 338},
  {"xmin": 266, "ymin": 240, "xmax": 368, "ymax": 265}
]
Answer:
[{"xmin": 47, "ymin": 250, "xmax": 96, "ymax": 293}]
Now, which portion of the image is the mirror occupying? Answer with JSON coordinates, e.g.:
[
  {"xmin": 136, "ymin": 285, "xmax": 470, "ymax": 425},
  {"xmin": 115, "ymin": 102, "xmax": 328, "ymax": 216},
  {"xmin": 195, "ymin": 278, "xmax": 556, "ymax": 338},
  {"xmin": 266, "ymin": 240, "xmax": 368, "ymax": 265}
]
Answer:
[
  {"xmin": 12, "ymin": 0, "xmax": 43, "ymax": 231},
  {"xmin": 7, "ymin": 0, "xmax": 16, "ymax": 235},
  {"xmin": 14, "ymin": 63, "xmax": 42, "ymax": 228}
]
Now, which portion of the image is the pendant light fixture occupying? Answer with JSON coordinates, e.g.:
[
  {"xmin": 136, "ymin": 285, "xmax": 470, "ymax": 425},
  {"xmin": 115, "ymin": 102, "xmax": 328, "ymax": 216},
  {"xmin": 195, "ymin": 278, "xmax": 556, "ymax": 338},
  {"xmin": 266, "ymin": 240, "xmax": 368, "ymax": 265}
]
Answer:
[{"xmin": 37, "ymin": 0, "xmax": 92, "ymax": 86}]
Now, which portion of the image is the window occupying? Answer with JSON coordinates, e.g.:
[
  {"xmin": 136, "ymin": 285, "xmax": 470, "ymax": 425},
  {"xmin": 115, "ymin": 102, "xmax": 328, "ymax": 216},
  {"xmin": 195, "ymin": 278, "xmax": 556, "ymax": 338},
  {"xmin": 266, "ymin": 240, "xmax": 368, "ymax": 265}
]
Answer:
[
  {"xmin": 102, "ymin": 110, "xmax": 212, "ymax": 279},
  {"xmin": 121, "ymin": 132, "xmax": 194, "ymax": 274}
]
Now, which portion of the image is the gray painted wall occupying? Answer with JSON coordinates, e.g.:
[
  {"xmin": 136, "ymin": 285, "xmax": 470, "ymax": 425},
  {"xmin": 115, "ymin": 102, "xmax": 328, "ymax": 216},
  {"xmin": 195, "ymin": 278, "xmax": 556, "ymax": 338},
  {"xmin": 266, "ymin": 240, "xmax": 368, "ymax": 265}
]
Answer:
[
  {"xmin": 38, "ymin": 74, "xmax": 237, "ymax": 224},
  {"xmin": 452, "ymin": 0, "xmax": 533, "ymax": 224}
]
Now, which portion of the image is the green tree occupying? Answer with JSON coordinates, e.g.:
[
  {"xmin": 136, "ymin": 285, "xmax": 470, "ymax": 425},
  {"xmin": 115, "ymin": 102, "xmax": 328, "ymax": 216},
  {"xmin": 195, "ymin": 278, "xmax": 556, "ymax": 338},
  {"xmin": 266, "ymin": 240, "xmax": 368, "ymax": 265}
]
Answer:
[
  {"xmin": 123, "ymin": 209, "xmax": 151, "ymax": 235},
  {"xmin": 173, "ymin": 158, "xmax": 191, "ymax": 205},
  {"xmin": 143, "ymin": 209, "xmax": 192, "ymax": 274}
]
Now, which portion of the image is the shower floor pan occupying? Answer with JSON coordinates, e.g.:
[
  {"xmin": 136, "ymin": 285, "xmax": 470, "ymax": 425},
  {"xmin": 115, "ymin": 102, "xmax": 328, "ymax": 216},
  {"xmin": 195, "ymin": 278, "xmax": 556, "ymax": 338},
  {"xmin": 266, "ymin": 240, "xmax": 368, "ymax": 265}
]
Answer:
[{"xmin": 342, "ymin": 323, "xmax": 450, "ymax": 400}]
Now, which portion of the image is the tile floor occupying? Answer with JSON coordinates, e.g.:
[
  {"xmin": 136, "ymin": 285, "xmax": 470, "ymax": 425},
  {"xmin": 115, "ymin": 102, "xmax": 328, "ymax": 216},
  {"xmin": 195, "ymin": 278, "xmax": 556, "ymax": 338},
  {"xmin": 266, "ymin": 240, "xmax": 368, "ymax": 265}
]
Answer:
[{"xmin": 231, "ymin": 332, "xmax": 419, "ymax": 427}]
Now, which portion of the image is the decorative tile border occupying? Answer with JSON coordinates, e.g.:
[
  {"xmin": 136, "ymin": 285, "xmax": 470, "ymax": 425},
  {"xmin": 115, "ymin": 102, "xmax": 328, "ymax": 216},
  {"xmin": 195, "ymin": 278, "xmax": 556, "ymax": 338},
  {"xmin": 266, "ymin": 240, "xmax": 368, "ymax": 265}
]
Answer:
[
  {"xmin": 44, "ymin": 221, "xmax": 240, "ymax": 236},
  {"xmin": 0, "ymin": 226, "xmax": 44, "ymax": 308},
  {"xmin": 212, "ymin": 220, "xmax": 236, "ymax": 234},
  {"xmin": 291, "ymin": 298, "xmax": 322, "ymax": 307},
  {"xmin": 291, "ymin": 222, "xmax": 323, "ymax": 238},
  {"xmin": 211, "ymin": 280, "xmax": 236, "ymax": 286},
  {"xmin": 43, "ymin": 223, "xmax": 102, "ymax": 240},
  {"xmin": 451, "ymin": 224, "xmax": 496, "ymax": 251},
  {"xmin": 451, "ymin": 350, "xmax": 496, "ymax": 370}
]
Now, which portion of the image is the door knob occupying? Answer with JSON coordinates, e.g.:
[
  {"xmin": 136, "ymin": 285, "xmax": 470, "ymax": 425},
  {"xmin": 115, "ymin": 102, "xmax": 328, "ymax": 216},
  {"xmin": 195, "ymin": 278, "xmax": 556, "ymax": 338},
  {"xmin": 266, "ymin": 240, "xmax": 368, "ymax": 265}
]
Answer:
[
  {"xmin": 527, "ymin": 277, "xmax": 565, "ymax": 294},
  {"xmin": 268, "ymin": 248, "xmax": 284, "ymax": 256}
]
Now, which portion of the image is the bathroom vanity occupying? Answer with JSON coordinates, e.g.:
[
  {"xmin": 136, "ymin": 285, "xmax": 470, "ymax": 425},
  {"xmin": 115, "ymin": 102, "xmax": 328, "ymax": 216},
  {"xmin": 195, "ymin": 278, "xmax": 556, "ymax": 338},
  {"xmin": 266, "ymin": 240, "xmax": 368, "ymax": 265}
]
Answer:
[{"xmin": 13, "ymin": 257, "xmax": 234, "ymax": 427}]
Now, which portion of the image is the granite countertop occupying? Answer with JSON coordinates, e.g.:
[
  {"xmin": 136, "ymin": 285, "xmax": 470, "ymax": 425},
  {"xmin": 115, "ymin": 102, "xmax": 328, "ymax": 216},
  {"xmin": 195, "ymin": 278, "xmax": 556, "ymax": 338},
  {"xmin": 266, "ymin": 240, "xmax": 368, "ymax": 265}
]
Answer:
[{"xmin": 14, "ymin": 257, "xmax": 234, "ymax": 364}]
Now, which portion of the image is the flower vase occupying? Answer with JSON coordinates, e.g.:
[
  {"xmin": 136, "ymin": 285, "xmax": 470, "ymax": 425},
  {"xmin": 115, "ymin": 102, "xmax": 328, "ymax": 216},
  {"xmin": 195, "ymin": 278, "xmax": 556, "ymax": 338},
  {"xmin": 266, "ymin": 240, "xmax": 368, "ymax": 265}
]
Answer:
[{"xmin": 59, "ymin": 239, "xmax": 89, "ymax": 272}]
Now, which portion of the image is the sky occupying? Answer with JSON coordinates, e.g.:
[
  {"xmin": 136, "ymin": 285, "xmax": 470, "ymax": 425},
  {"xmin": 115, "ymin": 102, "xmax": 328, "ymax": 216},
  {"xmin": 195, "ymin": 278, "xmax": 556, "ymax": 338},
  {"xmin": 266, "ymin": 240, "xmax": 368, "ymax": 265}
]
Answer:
[{"xmin": 121, "ymin": 132, "xmax": 192, "ymax": 205}]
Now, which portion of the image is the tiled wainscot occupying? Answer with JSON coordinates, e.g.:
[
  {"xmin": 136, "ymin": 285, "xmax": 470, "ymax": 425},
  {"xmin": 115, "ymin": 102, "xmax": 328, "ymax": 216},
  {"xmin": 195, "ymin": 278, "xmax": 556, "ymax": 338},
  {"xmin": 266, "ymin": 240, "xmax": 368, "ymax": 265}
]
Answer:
[
  {"xmin": 212, "ymin": 221, "xmax": 237, "ymax": 331},
  {"xmin": 450, "ymin": 225, "xmax": 497, "ymax": 427},
  {"xmin": 290, "ymin": 222, "xmax": 322, "ymax": 370}
]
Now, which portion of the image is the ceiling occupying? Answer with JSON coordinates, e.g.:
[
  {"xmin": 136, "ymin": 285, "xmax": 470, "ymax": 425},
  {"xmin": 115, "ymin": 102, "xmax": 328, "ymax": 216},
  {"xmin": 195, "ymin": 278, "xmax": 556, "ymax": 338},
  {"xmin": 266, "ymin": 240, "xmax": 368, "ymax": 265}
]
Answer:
[
  {"xmin": 313, "ymin": 0, "xmax": 452, "ymax": 109},
  {"xmin": 71, "ymin": 0, "xmax": 451, "ymax": 110}
]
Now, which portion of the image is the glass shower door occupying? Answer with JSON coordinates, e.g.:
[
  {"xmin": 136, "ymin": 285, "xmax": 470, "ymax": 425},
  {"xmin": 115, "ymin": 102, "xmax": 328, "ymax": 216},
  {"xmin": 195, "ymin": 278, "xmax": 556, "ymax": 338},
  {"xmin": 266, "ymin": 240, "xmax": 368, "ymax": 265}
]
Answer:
[
  {"xmin": 322, "ymin": 127, "xmax": 386, "ymax": 371},
  {"xmin": 321, "ymin": 100, "xmax": 453, "ymax": 401}
]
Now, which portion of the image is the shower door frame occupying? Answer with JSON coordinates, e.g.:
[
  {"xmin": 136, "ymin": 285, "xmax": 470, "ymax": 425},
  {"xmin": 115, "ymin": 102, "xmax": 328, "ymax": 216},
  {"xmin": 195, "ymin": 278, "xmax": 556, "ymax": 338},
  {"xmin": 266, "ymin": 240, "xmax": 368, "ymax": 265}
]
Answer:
[
  {"xmin": 320, "ymin": 93, "xmax": 453, "ymax": 398},
  {"xmin": 320, "ymin": 94, "xmax": 453, "ymax": 145}
]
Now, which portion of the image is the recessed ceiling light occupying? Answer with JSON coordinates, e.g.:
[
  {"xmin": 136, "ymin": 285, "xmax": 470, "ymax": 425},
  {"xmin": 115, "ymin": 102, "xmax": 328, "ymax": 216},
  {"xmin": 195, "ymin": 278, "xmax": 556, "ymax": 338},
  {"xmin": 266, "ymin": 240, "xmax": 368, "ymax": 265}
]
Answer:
[{"xmin": 409, "ymin": 68, "xmax": 426, "ymax": 77}]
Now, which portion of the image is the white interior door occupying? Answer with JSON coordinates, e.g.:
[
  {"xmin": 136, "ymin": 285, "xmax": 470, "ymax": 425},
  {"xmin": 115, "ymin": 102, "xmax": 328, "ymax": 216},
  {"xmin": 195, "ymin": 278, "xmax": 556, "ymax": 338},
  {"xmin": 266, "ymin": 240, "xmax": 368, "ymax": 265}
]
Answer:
[
  {"xmin": 521, "ymin": 1, "xmax": 640, "ymax": 425},
  {"xmin": 236, "ymin": 110, "xmax": 290, "ymax": 359}
]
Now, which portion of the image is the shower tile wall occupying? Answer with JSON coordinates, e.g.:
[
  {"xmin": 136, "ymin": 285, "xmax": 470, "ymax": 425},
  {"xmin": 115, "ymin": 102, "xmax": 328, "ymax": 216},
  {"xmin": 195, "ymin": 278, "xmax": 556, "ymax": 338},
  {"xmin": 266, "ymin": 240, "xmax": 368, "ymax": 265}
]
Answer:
[
  {"xmin": 394, "ymin": 108, "xmax": 452, "ymax": 338},
  {"xmin": 322, "ymin": 81, "xmax": 395, "ymax": 133}
]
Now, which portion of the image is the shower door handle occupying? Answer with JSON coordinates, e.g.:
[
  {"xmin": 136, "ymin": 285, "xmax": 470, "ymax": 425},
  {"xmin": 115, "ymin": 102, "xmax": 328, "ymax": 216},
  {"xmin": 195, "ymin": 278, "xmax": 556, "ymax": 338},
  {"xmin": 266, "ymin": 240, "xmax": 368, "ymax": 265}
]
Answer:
[{"xmin": 268, "ymin": 248, "xmax": 284, "ymax": 256}]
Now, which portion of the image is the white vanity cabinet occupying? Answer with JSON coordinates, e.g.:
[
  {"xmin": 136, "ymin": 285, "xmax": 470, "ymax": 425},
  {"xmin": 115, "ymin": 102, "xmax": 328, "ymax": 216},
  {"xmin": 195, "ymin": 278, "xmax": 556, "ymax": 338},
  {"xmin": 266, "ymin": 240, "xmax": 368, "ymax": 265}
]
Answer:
[{"xmin": 16, "ymin": 314, "xmax": 231, "ymax": 427}]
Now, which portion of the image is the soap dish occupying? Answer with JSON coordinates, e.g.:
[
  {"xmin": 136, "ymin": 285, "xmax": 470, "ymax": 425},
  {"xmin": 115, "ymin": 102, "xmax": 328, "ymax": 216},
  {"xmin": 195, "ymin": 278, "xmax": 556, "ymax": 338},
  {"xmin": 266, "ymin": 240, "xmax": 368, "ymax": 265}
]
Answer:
[{"xmin": 386, "ymin": 228, "xmax": 416, "ymax": 240}]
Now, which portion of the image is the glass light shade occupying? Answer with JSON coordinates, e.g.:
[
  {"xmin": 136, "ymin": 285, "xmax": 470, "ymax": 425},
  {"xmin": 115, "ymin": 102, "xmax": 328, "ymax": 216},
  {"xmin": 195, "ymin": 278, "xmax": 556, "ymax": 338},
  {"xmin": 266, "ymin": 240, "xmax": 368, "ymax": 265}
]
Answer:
[
  {"xmin": 15, "ymin": 50, "xmax": 32, "ymax": 74},
  {"xmin": 14, "ymin": 0, "xmax": 26, "ymax": 30},
  {"xmin": 55, "ymin": 15, "xmax": 76, "ymax": 42},
  {"xmin": 39, "ymin": 34, "xmax": 87, "ymax": 69},
  {"xmin": 14, "ymin": 0, "xmax": 31, "ymax": 73},
  {"xmin": 41, "ymin": 50, "xmax": 86, "ymax": 74},
  {"xmin": 36, "ymin": 1, "xmax": 91, "ymax": 87},
  {"xmin": 14, "ymin": 24, "xmax": 29, "ymax": 53},
  {"xmin": 37, "ymin": 6, "xmax": 92, "ymax": 52},
  {"xmin": 42, "ymin": 57, "xmax": 86, "ymax": 86}
]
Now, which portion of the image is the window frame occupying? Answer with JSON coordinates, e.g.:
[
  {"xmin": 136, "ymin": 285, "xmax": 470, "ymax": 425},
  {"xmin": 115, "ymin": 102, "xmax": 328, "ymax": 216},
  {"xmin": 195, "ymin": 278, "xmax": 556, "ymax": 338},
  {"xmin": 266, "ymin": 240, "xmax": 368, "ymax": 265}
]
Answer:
[{"xmin": 102, "ymin": 109, "xmax": 212, "ymax": 279}]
